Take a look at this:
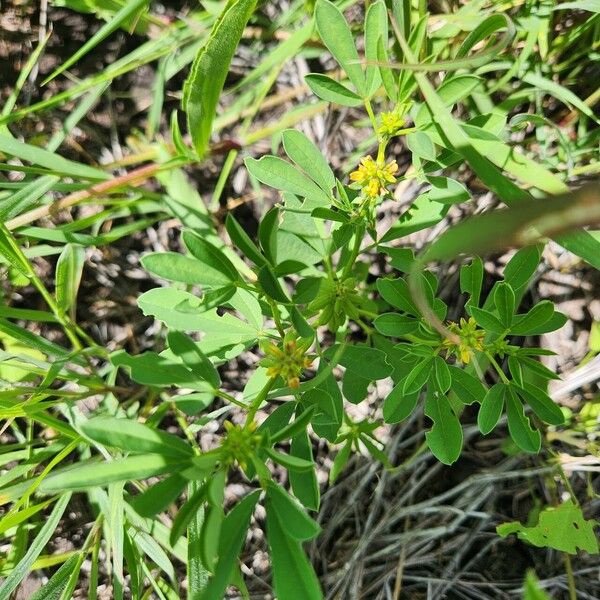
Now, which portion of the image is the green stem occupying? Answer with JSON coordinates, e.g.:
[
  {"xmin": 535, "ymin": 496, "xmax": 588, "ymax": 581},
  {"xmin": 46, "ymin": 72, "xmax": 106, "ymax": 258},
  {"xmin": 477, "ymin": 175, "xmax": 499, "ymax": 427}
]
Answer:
[
  {"xmin": 486, "ymin": 351, "xmax": 511, "ymax": 384},
  {"xmin": 564, "ymin": 553, "xmax": 577, "ymax": 600},
  {"xmin": 214, "ymin": 389, "xmax": 248, "ymax": 410},
  {"xmin": 245, "ymin": 377, "xmax": 276, "ymax": 426},
  {"xmin": 267, "ymin": 298, "xmax": 286, "ymax": 338},
  {"xmin": 364, "ymin": 99, "xmax": 379, "ymax": 132},
  {"xmin": 341, "ymin": 224, "xmax": 365, "ymax": 279}
]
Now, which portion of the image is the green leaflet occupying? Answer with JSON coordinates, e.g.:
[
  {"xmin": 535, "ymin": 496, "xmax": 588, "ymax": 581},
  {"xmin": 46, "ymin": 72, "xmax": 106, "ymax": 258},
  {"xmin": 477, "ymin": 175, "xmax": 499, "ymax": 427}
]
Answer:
[
  {"xmin": 314, "ymin": 0, "xmax": 366, "ymax": 96},
  {"xmin": 168, "ymin": 330, "xmax": 221, "ymax": 388},
  {"xmin": 37, "ymin": 455, "xmax": 188, "ymax": 494},
  {"xmin": 505, "ymin": 387, "xmax": 541, "ymax": 453},
  {"xmin": 477, "ymin": 382, "xmax": 506, "ymax": 435},
  {"xmin": 266, "ymin": 493, "xmax": 323, "ymax": 600},
  {"xmin": 424, "ymin": 388, "xmax": 463, "ymax": 465},
  {"xmin": 364, "ymin": 0, "xmax": 387, "ymax": 97},
  {"xmin": 202, "ymin": 491, "xmax": 261, "ymax": 600},
  {"xmin": 182, "ymin": 0, "xmax": 257, "ymax": 157},
  {"xmin": 304, "ymin": 74, "xmax": 364, "ymax": 107},
  {"xmin": 245, "ymin": 155, "xmax": 331, "ymax": 207},
  {"xmin": 282, "ymin": 129, "xmax": 335, "ymax": 193},
  {"xmin": 81, "ymin": 416, "xmax": 194, "ymax": 458},
  {"xmin": 265, "ymin": 481, "xmax": 320, "ymax": 540},
  {"xmin": 289, "ymin": 429, "xmax": 320, "ymax": 511}
]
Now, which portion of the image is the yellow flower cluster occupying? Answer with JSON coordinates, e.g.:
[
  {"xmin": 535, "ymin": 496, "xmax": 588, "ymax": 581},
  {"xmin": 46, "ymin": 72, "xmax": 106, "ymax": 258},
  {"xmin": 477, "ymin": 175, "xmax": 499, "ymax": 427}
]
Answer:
[
  {"xmin": 443, "ymin": 317, "xmax": 485, "ymax": 364},
  {"xmin": 349, "ymin": 156, "xmax": 398, "ymax": 198},
  {"xmin": 259, "ymin": 337, "xmax": 313, "ymax": 388},
  {"xmin": 377, "ymin": 112, "xmax": 405, "ymax": 137}
]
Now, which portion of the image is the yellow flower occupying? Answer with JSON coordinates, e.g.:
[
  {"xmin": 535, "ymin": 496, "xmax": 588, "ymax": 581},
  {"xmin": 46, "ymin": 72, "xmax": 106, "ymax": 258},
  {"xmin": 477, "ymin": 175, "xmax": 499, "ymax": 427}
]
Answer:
[
  {"xmin": 442, "ymin": 317, "xmax": 485, "ymax": 364},
  {"xmin": 378, "ymin": 112, "xmax": 405, "ymax": 137},
  {"xmin": 349, "ymin": 156, "xmax": 398, "ymax": 198}
]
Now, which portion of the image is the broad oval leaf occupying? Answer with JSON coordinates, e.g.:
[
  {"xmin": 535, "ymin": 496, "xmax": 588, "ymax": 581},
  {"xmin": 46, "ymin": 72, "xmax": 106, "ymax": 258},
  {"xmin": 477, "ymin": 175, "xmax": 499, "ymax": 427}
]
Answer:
[{"xmin": 373, "ymin": 312, "xmax": 419, "ymax": 336}]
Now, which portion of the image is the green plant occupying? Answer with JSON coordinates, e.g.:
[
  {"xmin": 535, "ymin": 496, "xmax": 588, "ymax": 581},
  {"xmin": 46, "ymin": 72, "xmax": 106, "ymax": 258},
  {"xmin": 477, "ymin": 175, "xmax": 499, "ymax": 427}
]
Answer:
[{"xmin": 1, "ymin": 0, "xmax": 600, "ymax": 598}]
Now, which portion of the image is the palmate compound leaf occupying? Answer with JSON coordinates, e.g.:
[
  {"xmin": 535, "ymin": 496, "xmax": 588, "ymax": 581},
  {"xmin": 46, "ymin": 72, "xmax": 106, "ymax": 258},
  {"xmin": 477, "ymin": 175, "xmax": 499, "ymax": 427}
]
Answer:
[{"xmin": 497, "ymin": 500, "xmax": 599, "ymax": 554}]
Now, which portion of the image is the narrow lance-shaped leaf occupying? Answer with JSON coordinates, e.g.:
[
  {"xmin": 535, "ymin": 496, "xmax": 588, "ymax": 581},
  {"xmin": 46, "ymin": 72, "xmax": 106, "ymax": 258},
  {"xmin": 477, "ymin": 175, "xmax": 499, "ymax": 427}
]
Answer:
[
  {"xmin": 183, "ymin": 0, "xmax": 257, "ymax": 157},
  {"xmin": 82, "ymin": 416, "xmax": 194, "ymax": 458},
  {"xmin": 364, "ymin": 0, "xmax": 387, "ymax": 97},
  {"xmin": 478, "ymin": 382, "xmax": 506, "ymax": 435},
  {"xmin": 305, "ymin": 73, "xmax": 364, "ymax": 107},
  {"xmin": 289, "ymin": 429, "xmax": 320, "ymax": 511},
  {"xmin": 0, "ymin": 134, "xmax": 107, "ymax": 180},
  {"xmin": 29, "ymin": 553, "xmax": 81, "ymax": 600},
  {"xmin": 265, "ymin": 482, "xmax": 320, "ymax": 540},
  {"xmin": 506, "ymin": 387, "xmax": 541, "ymax": 453},
  {"xmin": 36, "ymin": 455, "xmax": 188, "ymax": 494},
  {"xmin": 182, "ymin": 230, "xmax": 240, "ymax": 284}
]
